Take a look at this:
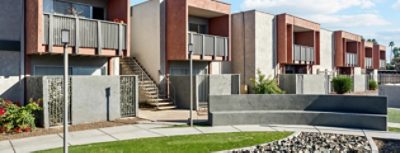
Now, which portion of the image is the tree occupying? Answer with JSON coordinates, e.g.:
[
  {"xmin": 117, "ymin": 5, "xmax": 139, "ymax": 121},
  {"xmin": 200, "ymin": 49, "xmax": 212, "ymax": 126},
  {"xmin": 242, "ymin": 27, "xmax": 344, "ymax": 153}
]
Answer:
[
  {"xmin": 394, "ymin": 47, "xmax": 400, "ymax": 58},
  {"xmin": 389, "ymin": 41, "xmax": 395, "ymax": 61},
  {"xmin": 367, "ymin": 39, "xmax": 378, "ymax": 45}
]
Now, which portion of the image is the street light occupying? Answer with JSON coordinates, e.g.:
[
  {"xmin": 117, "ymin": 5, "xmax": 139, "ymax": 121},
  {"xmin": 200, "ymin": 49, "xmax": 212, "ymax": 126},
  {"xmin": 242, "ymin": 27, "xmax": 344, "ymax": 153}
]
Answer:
[
  {"xmin": 188, "ymin": 43, "xmax": 194, "ymax": 127},
  {"xmin": 61, "ymin": 29, "xmax": 70, "ymax": 153}
]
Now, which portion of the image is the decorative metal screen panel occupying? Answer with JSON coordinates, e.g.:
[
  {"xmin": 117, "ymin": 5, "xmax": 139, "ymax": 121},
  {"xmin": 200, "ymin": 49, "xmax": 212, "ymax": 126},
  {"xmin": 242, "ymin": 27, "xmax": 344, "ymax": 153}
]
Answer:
[
  {"xmin": 47, "ymin": 77, "xmax": 71, "ymax": 126},
  {"xmin": 204, "ymin": 35, "xmax": 215, "ymax": 56},
  {"xmin": 43, "ymin": 14, "xmax": 50, "ymax": 44},
  {"xmin": 216, "ymin": 37, "xmax": 227, "ymax": 57},
  {"xmin": 120, "ymin": 76, "xmax": 137, "ymax": 117},
  {"xmin": 53, "ymin": 15, "xmax": 76, "ymax": 46},
  {"xmin": 197, "ymin": 75, "xmax": 209, "ymax": 104}
]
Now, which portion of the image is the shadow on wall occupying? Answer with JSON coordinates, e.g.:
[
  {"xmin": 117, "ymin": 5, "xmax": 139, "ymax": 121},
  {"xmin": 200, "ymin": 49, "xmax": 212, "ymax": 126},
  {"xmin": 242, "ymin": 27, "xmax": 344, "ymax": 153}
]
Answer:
[{"xmin": 0, "ymin": 76, "xmax": 24, "ymax": 103}]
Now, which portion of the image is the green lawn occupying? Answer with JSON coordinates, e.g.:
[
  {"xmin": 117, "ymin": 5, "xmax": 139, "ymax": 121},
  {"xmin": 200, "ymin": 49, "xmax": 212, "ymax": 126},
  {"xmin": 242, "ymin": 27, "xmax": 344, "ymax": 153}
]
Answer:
[
  {"xmin": 37, "ymin": 132, "xmax": 291, "ymax": 153},
  {"xmin": 389, "ymin": 127, "xmax": 400, "ymax": 133},
  {"xmin": 389, "ymin": 108, "xmax": 400, "ymax": 123}
]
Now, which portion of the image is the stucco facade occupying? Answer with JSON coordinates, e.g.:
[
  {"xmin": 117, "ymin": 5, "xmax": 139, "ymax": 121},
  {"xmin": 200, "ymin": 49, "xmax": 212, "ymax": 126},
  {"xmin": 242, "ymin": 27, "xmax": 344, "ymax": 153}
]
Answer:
[
  {"xmin": 313, "ymin": 29, "xmax": 334, "ymax": 74},
  {"xmin": 231, "ymin": 10, "xmax": 276, "ymax": 90}
]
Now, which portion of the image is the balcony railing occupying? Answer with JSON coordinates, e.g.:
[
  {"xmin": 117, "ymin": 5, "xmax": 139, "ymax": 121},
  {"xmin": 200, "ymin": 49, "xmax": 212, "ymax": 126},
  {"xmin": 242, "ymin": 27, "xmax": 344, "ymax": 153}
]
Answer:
[
  {"xmin": 293, "ymin": 44, "xmax": 314, "ymax": 64},
  {"xmin": 43, "ymin": 13, "xmax": 127, "ymax": 54},
  {"xmin": 188, "ymin": 32, "xmax": 228, "ymax": 58},
  {"xmin": 380, "ymin": 60, "xmax": 386, "ymax": 68},
  {"xmin": 345, "ymin": 52, "xmax": 358, "ymax": 66},
  {"xmin": 365, "ymin": 57, "xmax": 372, "ymax": 69}
]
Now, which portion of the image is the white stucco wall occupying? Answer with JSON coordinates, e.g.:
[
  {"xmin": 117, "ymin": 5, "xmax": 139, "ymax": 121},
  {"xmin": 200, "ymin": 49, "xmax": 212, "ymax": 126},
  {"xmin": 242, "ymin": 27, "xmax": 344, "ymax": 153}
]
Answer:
[
  {"xmin": 313, "ymin": 28, "xmax": 334, "ymax": 74},
  {"xmin": 254, "ymin": 11, "xmax": 276, "ymax": 78},
  {"xmin": 131, "ymin": 0, "xmax": 162, "ymax": 83}
]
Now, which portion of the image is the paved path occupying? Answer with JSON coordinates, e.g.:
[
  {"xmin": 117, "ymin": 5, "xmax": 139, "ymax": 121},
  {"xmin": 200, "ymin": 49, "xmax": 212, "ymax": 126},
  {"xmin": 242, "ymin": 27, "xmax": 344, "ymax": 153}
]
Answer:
[
  {"xmin": 389, "ymin": 122, "xmax": 400, "ymax": 128},
  {"xmin": 1, "ymin": 122, "xmax": 400, "ymax": 153}
]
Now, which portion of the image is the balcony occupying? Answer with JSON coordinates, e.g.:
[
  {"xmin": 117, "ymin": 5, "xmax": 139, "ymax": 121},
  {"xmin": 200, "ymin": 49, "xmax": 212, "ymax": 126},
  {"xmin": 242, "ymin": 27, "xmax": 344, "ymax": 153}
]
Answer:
[
  {"xmin": 43, "ymin": 13, "xmax": 127, "ymax": 55},
  {"xmin": 365, "ymin": 57, "xmax": 372, "ymax": 69},
  {"xmin": 380, "ymin": 60, "xmax": 386, "ymax": 69},
  {"xmin": 293, "ymin": 45, "xmax": 315, "ymax": 64},
  {"xmin": 188, "ymin": 32, "xmax": 228, "ymax": 58},
  {"xmin": 345, "ymin": 52, "xmax": 358, "ymax": 67}
]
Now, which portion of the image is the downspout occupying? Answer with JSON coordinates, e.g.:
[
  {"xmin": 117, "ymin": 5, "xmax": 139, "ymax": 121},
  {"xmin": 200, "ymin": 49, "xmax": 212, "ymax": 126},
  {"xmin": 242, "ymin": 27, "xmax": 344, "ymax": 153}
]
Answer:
[{"xmin": 21, "ymin": 0, "xmax": 26, "ymax": 104}]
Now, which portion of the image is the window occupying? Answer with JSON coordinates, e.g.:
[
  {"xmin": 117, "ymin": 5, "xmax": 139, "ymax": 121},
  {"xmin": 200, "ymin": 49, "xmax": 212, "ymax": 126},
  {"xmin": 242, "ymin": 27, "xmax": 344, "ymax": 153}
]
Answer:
[
  {"xmin": 189, "ymin": 23, "xmax": 207, "ymax": 34},
  {"xmin": 45, "ymin": 0, "xmax": 99, "ymax": 19}
]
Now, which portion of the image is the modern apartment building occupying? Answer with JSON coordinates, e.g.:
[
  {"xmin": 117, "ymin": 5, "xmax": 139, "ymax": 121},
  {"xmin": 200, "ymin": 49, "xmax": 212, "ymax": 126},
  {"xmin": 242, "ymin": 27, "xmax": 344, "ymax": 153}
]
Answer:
[
  {"xmin": 334, "ymin": 31, "xmax": 364, "ymax": 75},
  {"xmin": 26, "ymin": 0, "xmax": 130, "ymax": 76},
  {"xmin": 276, "ymin": 13, "xmax": 320, "ymax": 75},
  {"xmin": 0, "ymin": 0, "xmax": 130, "ymax": 101},
  {"xmin": 131, "ymin": 0, "xmax": 231, "ymax": 87},
  {"xmin": 374, "ymin": 44, "xmax": 387, "ymax": 70}
]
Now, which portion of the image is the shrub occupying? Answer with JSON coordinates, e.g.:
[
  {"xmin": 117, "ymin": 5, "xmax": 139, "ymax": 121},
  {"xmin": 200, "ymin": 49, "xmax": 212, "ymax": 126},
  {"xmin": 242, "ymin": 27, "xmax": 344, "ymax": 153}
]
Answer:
[
  {"xmin": 0, "ymin": 99, "xmax": 42, "ymax": 133},
  {"xmin": 332, "ymin": 76, "xmax": 353, "ymax": 94},
  {"xmin": 368, "ymin": 80, "xmax": 378, "ymax": 90},
  {"xmin": 251, "ymin": 70, "xmax": 285, "ymax": 94}
]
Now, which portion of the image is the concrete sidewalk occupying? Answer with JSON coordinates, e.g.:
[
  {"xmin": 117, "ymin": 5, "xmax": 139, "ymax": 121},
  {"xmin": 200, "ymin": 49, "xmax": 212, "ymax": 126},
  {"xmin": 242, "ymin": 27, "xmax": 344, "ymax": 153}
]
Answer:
[{"xmin": 1, "ymin": 122, "xmax": 400, "ymax": 153}]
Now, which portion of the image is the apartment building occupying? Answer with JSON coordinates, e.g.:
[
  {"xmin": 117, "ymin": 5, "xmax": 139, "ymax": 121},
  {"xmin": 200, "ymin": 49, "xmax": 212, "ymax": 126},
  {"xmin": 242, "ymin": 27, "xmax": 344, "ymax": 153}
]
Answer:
[
  {"xmin": 0, "ymin": 0, "xmax": 130, "ymax": 101},
  {"xmin": 26, "ymin": 0, "xmax": 130, "ymax": 76},
  {"xmin": 276, "ymin": 14, "xmax": 321, "ymax": 74},
  {"xmin": 131, "ymin": 0, "xmax": 231, "ymax": 87},
  {"xmin": 0, "ymin": 0, "xmax": 25, "ymax": 102},
  {"xmin": 334, "ymin": 31, "xmax": 364, "ymax": 75}
]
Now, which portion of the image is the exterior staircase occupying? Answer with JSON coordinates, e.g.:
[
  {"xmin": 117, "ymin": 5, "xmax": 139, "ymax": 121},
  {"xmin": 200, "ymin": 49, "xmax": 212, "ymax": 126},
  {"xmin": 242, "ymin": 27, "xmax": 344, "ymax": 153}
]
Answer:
[{"xmin": 120, "ymin": 57, "xmax": 176, "ymax": 110}]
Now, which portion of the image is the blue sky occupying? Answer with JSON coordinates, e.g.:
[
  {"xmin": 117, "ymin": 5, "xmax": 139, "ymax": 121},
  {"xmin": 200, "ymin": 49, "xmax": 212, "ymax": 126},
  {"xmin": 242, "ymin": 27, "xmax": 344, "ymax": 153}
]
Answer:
[{"xmin": 132, "ymin": 0, "xmax": 400, "ymax": 59}]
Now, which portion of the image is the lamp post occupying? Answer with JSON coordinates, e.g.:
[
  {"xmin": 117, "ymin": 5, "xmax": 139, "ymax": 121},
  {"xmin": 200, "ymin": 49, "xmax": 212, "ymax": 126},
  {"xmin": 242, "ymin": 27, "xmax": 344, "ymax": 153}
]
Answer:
[
  {"xmin": 61, "ymin": 29, "xmax": 70, "ymax": 153},
  {"xmin": 188, "ymin": 43, "xmax": 194, "ymax": 127}
]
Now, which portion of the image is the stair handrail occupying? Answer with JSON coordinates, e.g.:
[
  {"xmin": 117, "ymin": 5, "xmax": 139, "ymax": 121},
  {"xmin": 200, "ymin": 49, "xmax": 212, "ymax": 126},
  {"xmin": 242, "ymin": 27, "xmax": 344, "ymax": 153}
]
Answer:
[{"xmin": 129, "ymin": 58, "xmax": 159, "ymax": 99}]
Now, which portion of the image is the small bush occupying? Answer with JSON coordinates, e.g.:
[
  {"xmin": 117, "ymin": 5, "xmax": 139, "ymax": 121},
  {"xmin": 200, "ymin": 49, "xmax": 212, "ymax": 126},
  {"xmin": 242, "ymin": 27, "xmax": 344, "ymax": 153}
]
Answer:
[
  {"xmin": 0, "ymin": 99, "xmax": 42, "ymax": 133},
  {"xmin": 368, "ymin": 80, "xmax": 378, "ymax": 90},
  {"xmin": 251, "ymin": 70, "xmax": 285, "ymax": 94},
  {"xmin": 332, "ymin": 76, "xmax": 353, "ymax": 94}
]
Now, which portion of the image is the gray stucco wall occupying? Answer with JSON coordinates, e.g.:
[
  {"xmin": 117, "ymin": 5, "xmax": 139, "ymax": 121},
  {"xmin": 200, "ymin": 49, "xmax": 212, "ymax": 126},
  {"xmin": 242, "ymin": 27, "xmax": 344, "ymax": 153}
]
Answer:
[
  {"xmin": 26, "ymin": 76, "xmax": 138, "ymax": 128},
  {"xmin": 231, "ymin": 11, "xmax": 276, "ymax": 92},
  {"xmin": 379, "ymin": 85, "xmax": 400, "ymax": 108},
  {"xmin": 209, "ymin": 94, "xmax": 387, "ymax": 130},
  {"xmin": 71, "ymin": 76, "xmax": 121, "ymax": 125},
  {"xmin": 170, "ymin": 74, "xmax": 240, "ymax": 110},
  {"xmin": 313, "ymin": 29, "xmax": 334, "ymax": 74},
  {"xmin": 131, "ymin": 0, "xmax": 162, "ymax": 84},
  {"xmin": 279, "ymin": 74, "xmax": 330, "ymax": 94},
  {"xmin": 353, "ymin": 75, "xmax": 367, "ymax": 92},
  {"xmin": 0, "ymin": 0, "xmax": 24, "ymax": 41},
  {"xmin": 0, "ymin": 76, "xmax": 24, "ymax": 102},
  {"xmin": 0, "ymin": 51, "xmax": 21, "ymax": 76}
]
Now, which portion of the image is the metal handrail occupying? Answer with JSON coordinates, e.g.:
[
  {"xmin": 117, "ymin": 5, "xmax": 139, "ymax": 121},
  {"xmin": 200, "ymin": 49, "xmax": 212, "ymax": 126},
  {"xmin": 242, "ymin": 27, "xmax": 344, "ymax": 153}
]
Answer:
[{"xmin": 130, "ymin": 58, "xmax": 159, "ymax": 99}]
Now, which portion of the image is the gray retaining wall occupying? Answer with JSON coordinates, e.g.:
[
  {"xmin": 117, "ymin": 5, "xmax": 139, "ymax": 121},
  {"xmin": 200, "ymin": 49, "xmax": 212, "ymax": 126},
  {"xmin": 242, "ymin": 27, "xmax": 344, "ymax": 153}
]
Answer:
[
  {"xmin": 26, "ymin": 76, "xmax": 138, "ymax": 128},
  {"xmin": 379, "ymin": 85, "xmax": 400, "ymax": 108},
  {"xmin": 209, "ymin": 94, "xmax": 387, "ymax": 130},
  {"xmin": 170, "ymin": 74, "xmax": 240, "ymax": 110},
  {"xmin": 279, "ymin": 74, "xmax": 331, "ymax": 94}
]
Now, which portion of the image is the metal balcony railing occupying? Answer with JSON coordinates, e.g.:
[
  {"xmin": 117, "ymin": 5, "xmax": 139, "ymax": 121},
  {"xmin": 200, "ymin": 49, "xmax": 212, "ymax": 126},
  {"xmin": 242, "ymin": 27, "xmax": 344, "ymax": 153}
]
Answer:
[
  {"xmin": 293, "ymin": 44, "xmax": 314, "ymax": 64},
  {"xmin": 43, "ymin": 13, "xmax": 127, "ymax": 54},
  {"xmin": 188, "ymin": 32, "xmax": 228, "ymax": 58},
  {"xmin": 345, "ymin": 52, "xmax": 358, "ymax": 66},
  {"xmin": 365, "ymin": 57, "xmax": 372, "ymax": 69}
]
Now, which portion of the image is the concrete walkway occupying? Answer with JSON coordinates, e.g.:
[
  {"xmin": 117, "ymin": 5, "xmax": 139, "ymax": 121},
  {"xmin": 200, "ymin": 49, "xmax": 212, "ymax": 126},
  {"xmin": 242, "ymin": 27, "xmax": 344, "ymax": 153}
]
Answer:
[{"xmin": 1, "ymin": 122, "xmax": 400, "ymax": 153}]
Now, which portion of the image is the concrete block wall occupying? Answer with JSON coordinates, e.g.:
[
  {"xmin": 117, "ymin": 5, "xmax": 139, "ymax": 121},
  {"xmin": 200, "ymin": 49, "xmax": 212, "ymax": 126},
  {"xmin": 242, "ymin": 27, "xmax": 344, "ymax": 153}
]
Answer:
[
  {"xmin": 209, "ymin": 94, "xmax": 387, "ymax": 130},
  {"xmin": 379, "ymin": 85, "xmax": 400, "ymax": 108}
]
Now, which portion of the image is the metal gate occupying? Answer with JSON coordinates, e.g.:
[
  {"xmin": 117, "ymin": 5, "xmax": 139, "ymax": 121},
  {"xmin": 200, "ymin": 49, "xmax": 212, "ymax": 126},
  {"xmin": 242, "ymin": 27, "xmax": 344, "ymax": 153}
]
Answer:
[
  {"xmin": 120, "ymin": 76, "xmax": 137, "ymax": 117},
  {"xmin": 197, "ymin": 75, "xmax": 209, "ymax": 107}
]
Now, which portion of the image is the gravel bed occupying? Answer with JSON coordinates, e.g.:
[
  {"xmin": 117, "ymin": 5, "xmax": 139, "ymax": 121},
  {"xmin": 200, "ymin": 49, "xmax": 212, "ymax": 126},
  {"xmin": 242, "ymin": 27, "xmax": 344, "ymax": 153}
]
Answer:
[
  {"xmin": 374, "ymin": 139, "xmax": 400, "ymax": 153},
  {"xmin": 229, "ymin": 132, "xmax": 371, "ymax": 153}
]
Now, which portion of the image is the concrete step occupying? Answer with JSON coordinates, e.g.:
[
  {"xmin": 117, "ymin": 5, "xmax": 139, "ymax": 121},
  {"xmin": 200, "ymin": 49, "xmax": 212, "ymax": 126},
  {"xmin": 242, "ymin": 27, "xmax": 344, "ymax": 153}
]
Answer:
[
  {"xmin": 147, "ymin": 98, "xmax": 170, "ymax": 102},
  {"xmin": 148, "ymin": 102, "xmax": 174, "ymax": 107},
  {"xmin": 157, "ymin": 105, "xmax": 177, "ymax": 110}
]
